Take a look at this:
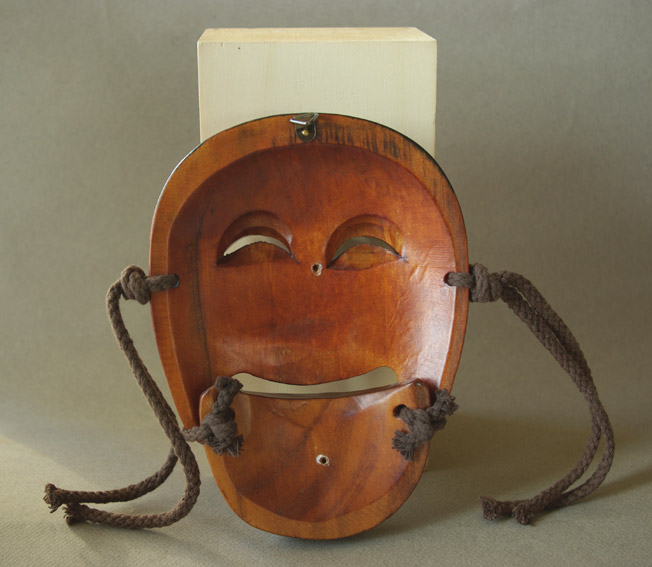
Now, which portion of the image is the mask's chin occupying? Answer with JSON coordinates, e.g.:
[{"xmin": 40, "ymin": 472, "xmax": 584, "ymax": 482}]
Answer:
[
  {"xmin": 200, "ymin": 367, "xmax": 430, "ymax": 539},
  {"xmin": 234, "ymin": 366, "xmax": 399, "ymax": 397}
]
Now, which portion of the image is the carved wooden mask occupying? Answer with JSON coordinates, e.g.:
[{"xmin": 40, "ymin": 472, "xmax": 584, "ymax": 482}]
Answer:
[{"xmin": 150, "ymin": 114, "xmax": 468, "ymax": 538}]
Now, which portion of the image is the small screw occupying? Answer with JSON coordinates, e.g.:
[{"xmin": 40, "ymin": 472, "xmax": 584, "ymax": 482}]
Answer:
[{"xmin": 290, "ymin": 113, "xmax": 319, "ymax": 142}]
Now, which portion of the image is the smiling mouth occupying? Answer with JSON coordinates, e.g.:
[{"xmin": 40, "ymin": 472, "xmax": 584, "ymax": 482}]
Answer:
[{"xmin": 233, "ymin": 366, "xmax": 399, "ymax": 397}]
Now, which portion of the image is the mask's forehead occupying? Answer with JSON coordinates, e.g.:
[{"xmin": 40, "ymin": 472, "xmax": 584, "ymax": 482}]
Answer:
[
  {"xmin": 151, "ymin": 114, "xmax": 468, "ymax": 427},
  {"xmin": 198, "ymin": 143, "xmax": 433, "ymax": 254}
]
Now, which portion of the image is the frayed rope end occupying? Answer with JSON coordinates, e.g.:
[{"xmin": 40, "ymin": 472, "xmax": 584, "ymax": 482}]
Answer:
[
  {"xmin": 44, "ymin": 484, "xmax": 63, "ymax": 513},
  {"xmin": 479, "ymin": 496, "xmax": 533, "ymax": 525},
  {"xmin": 478, "ymin": 496, "xmax": 502, "ymax": 521},
  {"xmin": 512, "ymin": 503, "xmax": 534, "ymax": 526},
  {"xmin": 63, "ymin": 503, "xmax": 85, "ymax": 525},
  {"xmin": 45, "ymin": 486, "xmax": 88, "ymax": 525},
  {"xmin": 221, "ymin": 434, "xmax": 244, "ymax": 457},
  {"xmin": 391, "ymin": 431, "xmax": 418, "ymax": 462}
]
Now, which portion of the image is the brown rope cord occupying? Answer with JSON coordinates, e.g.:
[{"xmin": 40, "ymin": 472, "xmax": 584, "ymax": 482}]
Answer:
[
  {"xmin": 44, "ymin": 266, "xmax": 243, "ymax": 528},
  {"xmin": 44, "ymin": 449, "xmax": 178, "ymax": 514},
  {"xmin": 445, "ymin": 264, "xmax": 615, "ymax": 525},
  {"xmin": 44, "ymin": 263, "xmax": 614, "ymax": 529}
]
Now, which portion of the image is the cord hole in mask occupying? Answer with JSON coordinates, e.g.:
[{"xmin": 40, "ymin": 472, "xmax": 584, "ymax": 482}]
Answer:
[{"xmin": 393, "ymin": 404, "xmax": 407, "ymax": 417}]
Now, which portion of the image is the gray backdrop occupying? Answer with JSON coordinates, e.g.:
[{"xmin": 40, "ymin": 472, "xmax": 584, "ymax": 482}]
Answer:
[{"xmin": 1, "ymin": 1, "xmax": 650, "ymax": 566}]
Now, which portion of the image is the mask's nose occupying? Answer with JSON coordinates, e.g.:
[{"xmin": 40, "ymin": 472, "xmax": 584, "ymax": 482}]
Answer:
[{"xmin": 311, "ymin": 263, "xmax": 322, "ymax": 276}]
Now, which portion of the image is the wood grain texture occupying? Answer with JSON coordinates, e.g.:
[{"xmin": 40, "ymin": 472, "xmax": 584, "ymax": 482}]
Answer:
[
  {"xmin": 198, "ymin": 27, "xmax": 437, "ymax": 154},
  {"xmin": 150, "ymin": 114, "xmax": 468, "ymax": 427},
  {"xmin": 149, "ymin": 113, "xmax": 468, "ymax": 538},
  {"xmin": 200, "ymin": 380, "xmax": 430, "ymax": 539}
]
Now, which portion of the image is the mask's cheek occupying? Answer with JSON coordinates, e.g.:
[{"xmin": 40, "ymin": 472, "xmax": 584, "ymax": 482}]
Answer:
[{"xmin": 198, "ymin": 257, "xmax": 451, "ymax": 385}]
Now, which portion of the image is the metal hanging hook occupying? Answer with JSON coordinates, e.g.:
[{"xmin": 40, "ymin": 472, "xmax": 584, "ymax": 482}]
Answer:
[{"xmin": 290, "ymin": 112, "xmax": 319, "ymax": 142}]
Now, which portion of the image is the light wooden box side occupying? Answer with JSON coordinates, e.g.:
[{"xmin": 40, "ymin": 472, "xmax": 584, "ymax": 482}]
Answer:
[{"xmin": 198, "ymin": 27, "xmax": 437, "ymax": 155}]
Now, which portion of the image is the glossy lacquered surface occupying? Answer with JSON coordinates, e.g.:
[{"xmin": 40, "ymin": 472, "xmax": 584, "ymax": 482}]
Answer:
[
  {"xmin": 149, "ymin": 114, "xmax": 468, "ymax": 538},
  {"xmin": 150, "ymin": 114, "xmax": 468, "ymax": 426},
  {"xmin": 200, "ymin": 381, "xmax": 430, "ymax": 539}
]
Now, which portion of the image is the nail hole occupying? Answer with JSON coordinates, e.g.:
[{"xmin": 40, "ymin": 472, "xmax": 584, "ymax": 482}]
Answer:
[
  {"xmin": 316, "ymin": 454, "xmax": 330, "ymax": 466},
  {"xmin": 312, "ymin": 263, "xmax": 322, "ymax": 276}
]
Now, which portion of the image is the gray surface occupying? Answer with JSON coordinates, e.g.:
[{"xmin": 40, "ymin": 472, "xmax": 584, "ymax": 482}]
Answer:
[{"xmin": 1, "ymin": 1, "xmax": 651, "ymax": 565}]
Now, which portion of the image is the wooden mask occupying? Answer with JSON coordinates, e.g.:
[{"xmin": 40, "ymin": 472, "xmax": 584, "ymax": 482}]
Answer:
[{"xmin": 149, "ymin": 114, "xmax": 468, "ymax": 538}]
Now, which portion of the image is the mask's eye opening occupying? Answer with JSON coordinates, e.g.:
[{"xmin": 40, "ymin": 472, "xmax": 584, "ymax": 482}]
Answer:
[
  {"xmin": 223, "ymin": 234, "xmax": 291, "ymax": 257},
  {"xmin": 330, "ymin": 235, "xmax": 400, "ymax": 264},
  {"xmin": 326, "ymin": 215, "xmax": 404, "ymax": 271},
  {"xmin": 218, "ymin": 229, "xmax": 295, "ymax": 266},
  {"xmin": 216, "ymin": 212, "xmax": 295, "ymax": 266}
]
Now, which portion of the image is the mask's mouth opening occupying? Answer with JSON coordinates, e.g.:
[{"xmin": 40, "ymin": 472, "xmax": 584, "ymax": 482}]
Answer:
[{"xmin": 233, "ymin": 366, "xmax": 399, "ymax": 397}]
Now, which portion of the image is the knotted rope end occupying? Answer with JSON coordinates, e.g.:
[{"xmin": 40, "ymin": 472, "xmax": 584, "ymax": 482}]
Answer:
[
  {"xmin": 446, "ymin": 264, "xmax": 502, "ymax": 303},
  {"xmin": 392, "ymin": 389, "xmax": 459, "ymax": 462},
  {"xmin": 184, "ymin": 377, "xmax": 245, "ymax": 458},
  {"xmin": 428, "ymin": 389, "xmax": 458, "ymax": 419},
  {"xmin": 120, "ymin": 266, "xmax": 151, "ymax": 304},
  {"xmin": 118, "ymin": 265, "xmax": 178, "ymax": 305}
]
